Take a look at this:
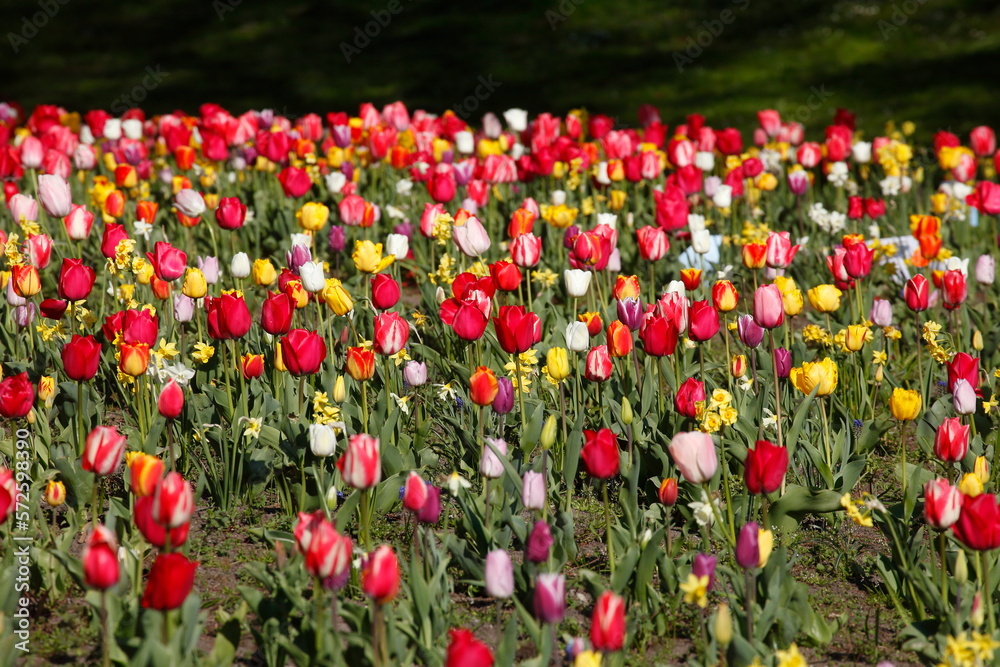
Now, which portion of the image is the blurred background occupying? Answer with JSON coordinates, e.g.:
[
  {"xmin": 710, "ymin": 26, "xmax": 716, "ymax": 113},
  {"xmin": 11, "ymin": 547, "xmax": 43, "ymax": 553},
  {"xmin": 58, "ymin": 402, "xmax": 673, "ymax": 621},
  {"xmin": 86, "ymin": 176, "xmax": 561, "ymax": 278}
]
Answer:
[{"xmin": 1, "ymin": 0, "xmax": 998, "ymax": 137}]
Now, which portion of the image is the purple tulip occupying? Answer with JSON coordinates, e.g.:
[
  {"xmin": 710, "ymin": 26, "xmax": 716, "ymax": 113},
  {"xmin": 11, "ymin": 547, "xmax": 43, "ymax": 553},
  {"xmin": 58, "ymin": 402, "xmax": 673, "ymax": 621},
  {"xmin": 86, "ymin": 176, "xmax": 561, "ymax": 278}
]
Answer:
[
  {"xmin": 417, "ymin": 486, "xmax": 442, "ymax": 524},
  {"xmin": 692, "ymin": 553, "xmax": 717, "ymax": 590},
  {"xmin": 526, "ymin": 520, "xmax": 554, "ymax": 563},
  {"xmin": 616, "ymin": 297, "xmax": 643, "ymax": 331},
  {"xmin": 773, "ymin": 347, "xmax": 792, "ymax": 379},
  {"xmin": 563, "ymin": 225, "xmax": 581, "ymax": 250},
  {"xmin": 869, "ymin": 298, "xmax": 892, "ymax": 327},
  {"xmin": 403, "ymin": 361, "xmax": 427, "ymax": 387},
  {"xmin": 492, "ymin": 377, "xmax": 515, "ymax": 415},
  {"xmin": 328, "ymin": 226, "xmax": 346, "ymax": 253},
  {"xmin": 286, "ymin": 244, "xmax": 312, "ymax": 273},
  {"xmin": 735, "ymin": 523, "xmax": 760, "ymax": 569},
  {"xmin": 173, "ymin": 294, "xmax": 196, "ymax": 323},
  {"xmin": 197, "ymin": 256, "xmax": 220, "ymax": 284},
  {"xmin": 737, "ymin": 314, "xmax": 764, "ymax": 349},
  {"xmin": 533, "ymin": 573, "xmax": 565, "ymax": 623}
]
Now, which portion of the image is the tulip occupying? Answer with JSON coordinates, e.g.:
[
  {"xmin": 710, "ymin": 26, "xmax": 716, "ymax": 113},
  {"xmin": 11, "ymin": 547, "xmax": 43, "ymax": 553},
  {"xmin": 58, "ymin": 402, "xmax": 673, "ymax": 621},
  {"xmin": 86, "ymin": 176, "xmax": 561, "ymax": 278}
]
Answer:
[
  {"xmin": 534, "ymin": 573, "xmax": 566, "ymax": 624},
  {"xmin": 753, "ymin": 284, "xmax": 785, "ymax": 329},
  {"xmin": 976, "ymin": 255, "xmax": 995, "ymax": 285},
  {"xmin": 711, "ymin": 280, "xmax": 739, "ymax": 312},
  {"xmin": 481, "ymin": 437, "xmax": 507, "ymax": 479},
  {"xmin": 198, "ymin": 257, "xmax": 222, "ymax": 284},
  {"xmin": 260, "ymin": 292, "xmax": 295, "ymax": 335},
  {"xmin": 146, "ymin": 241, "xmax": 188, "ymax": 281},
  {"xmin": 445, "ymin": 628, "xmax": 495, "ymax": 667},
  {"xmin": 38, "ymin": 174, "xmax": 72, "ymax": 218},
  {"xmin": 889, "ymin": 388, "xmax": 921, "ymax": 421},
  {"xmin": 616, "ymin": 297, "xmax": 643, "ymax": 331},
  {"xmin": 402, "ymin": 472, "xmax": 429, "ymax": 513},
  {"xmin": 64, "ymin": 204, "xmax": 95, "ymax": 240},
  {"xmin": 83, "ymin": 525, "xmax": 120, "ymax": 590},
  {"xmin": 309, "ymin": 423, "xmax": 337, "ymax": 458},
  {"xmin": 789, "ymin": 358, "xmax": 838, "ymax": 396},
  {"xmin": 45, "ymin": 480, "xmax": 66, "ymax": 506},
  {"xmin": 0, "ymin": 470, "xmax": 13, "ymax": 525},
  {"xmin": 62, "ymin": 335, "xmax": 102, "ymax": 381},
  {"xmin": 843, "ymin": 242, "xmax": 874, "ymax": 279},
  {"xmin": 947, "ymin": 353, "xmax": 980, "ymax": 392},
  {"xmin": 417, "ymin": 487, "xmax": 442, "ymax": 524},
  {"xmin": 953, "ymin": 379, "xmax": 977, "ymax": 415},
  {"xmin": 152, "ymin": 471, "xmax": 194, "ymax": 528},
  {"xmin": 579, "ymin": 311, "xmax": 604, "ymax": 337},
  {"xmin": 564, "ymin": 269, "xmax": 593, "ymax": 298},
  {"xmin": 470, "ymin": 366, "xmax": 500, "ymax": 406},
  {"xmin": 133, "ymin": 495, "xmax": 190, "ymax": 548},
  {"xmin": 11, "ymin": 264, "xmax": 41, "ymax": 298},
  {"xmin": 590, "ymin": 590, "xmax": 626, "ymax": 652},
  {"xmin": 658, "ymin": 478, "xmax": 678, "ymax": 505},
  {"xmin": 639, "ymin": 314, "xmax": 679, "ymax": 357},
  {"xmin": 942, "ymin": 269, "xmax": 968, "ymax": 310},
  {"xmin": 14, "ymin": 304, "xmax": 34, "ymax": 328},
  {"xmin": 373, "ymin": 312, "xmax": 410, "ymax": 355},
  {"xmin": 173, "ymin": 295, "xmax": 195, "ymax": 323},
  {"xmin": 870, "ymin": 298, "xmax": 892, "ymax": 327},
  {"xmin": 735, "ymin": 522, "xmax": 760, "ymax": 569},
  {"xmin": 668, "ymin": 432, "xmax": 718, "ymax": 484},
  {"xmin": 692, "ymin": 553, "xmax": 717, "ymax": 589},
  {"xmin": 181, "ymin": 268, "xmax": 208, "ymax": 299},
  {"xmin": 346, "ymin": 347, "xmax": 376, "ymax": 381},
  {"xmin": 688, "ymin": 300, "xmax": 720, "ymax": 341},
  {"xmin": 522, "ymin": 471, "xmax": 546, "ymax": 510},
  {"xmin": 371, "ymin": 274, "xmax": 401, "ymax": 310},
  {"xmin": 25, "ymin": 234, "xmax": 52, "ymax": 269},
  {"xmin": 736, "ymin": 314, "xmax": 764, "ymax": 349},
  {"xmin": 606, "ymin": 320, "xmax": 634, "ymax": 358},
  {"xmin": 9, "ymin": 193, "xmax": 38, "ymax": 222},
  {"xmin": 953, "ymin": 493, "xmax": 1000, "ymax": 551},
  {"xmin": 584, "ymin": 345, "xmax": 613, "ymax": 382},
  {"xmin": 253, "ymin": 259, "xmax": 277, "ymax": 285},
  {"xmin": 924, "ymin": 479, "xmax": 962, "ymax": 530},
  {"xmin": 490, "ymin": 260, "xmax": 522, "ymax": 293},
  {"xmin": 484, "ymin": 550, "xmax": 515, "ymax": 598},
  {"xmin": 40, "ymin": 298, "xmax": 68, "ymax": 320},
  {"xmin": 337, "ymin": 434, "xmax": 381, "ymax": 489},
  {"xmin": 0, "ymin": 373, "xmax": 35, "ymax": 419},
  {"xmin": 494, "ymin": 306, "xmax": 541, "ymax": 354},
  {"xmin": 807, "ymin": 284, "xmax": 842, "ymax": 313},
  {"xmin": 492, "ymin": 377, "xmax": 515, "ymax": 415},
  {"xmin": 526, "ymin": 519, "xmax": 554, "ymax": 563},
  {"xmin": 83, "ymin": 426, "xmax": 127, "ymax": 476},
  {"xmin": 206, "ymin": 293, "xmax": 252, "ymax": 339},
  {"xmin": 565, "ymin": 321, "xmax": 590, "ymax": 352},
  {"xmin": 299, "ymin": 261, "xmax": 326, "ymax": 292},
  {"xmin": 362, "ymin": 545, "xmax": 401, "ymax": 603},
  {"xmin": 636, "ymin": 225, "xmax": 669, "ymax": 261},
  {"xmin": 935, "ymin": 417, "xmax": 970, "ymax": 463},
  {"xmin": 119, "ymin": 341, "xmax": 151, "ymax": 377},
  {"xmin": 744, "ymin": 440, "xmax": 788, "ymax": 495},
  {"xmin": 403, "ymin": 361, "xmax": 427, "ymax": 387},
  {"xmin": 157, "ymin": 379, "xmax": 184, "ymax": 419},
  {"xmin": 510, "ymin": 232, "xmax": 542, "ymax": 268},
  {"xmin": 453, "ymin": 215, "xmax": 491, "ymax": 257},
  {"xmin": 127, "ymin": 453, "xmax": 164, "ymax": 497},
  {"xmin": 581, "ymin": 428, "xmax": 620, "ymax": 479},
  {"xmin": 765, "ymin": 231, "xmax": 799, "ymax": 269},
  {"xmin": 674, "ymin": 378, "xmax": 706, "ymax": 419},
  {"xmin": 904, "ymin": 274, "xmax": 929, "ymax": 312},
  {"xmin": 141, "ymin": 553, "xmax": 198, "ymax": 610},
  {"xmin": 352, "ymin": 240, "xmax": 394, "ymax": 274}
]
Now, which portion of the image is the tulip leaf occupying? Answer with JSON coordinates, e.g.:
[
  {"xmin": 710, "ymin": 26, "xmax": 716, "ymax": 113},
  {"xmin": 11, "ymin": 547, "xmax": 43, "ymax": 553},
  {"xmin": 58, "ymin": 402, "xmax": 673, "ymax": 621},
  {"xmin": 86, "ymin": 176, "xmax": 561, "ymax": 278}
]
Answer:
[
  {"xmin": 785, "ymin": 384, "xmax": 820, "ymax": 457},
  {"xmin": 768, "ymin": 485, "xmax": 845, "ymax": 532},
  {"xmin": 519, "ymin": 399, "xmax": 545, "ymax": 455},
  {"xmin": 610, "ymin": 544, "xmax": 641, "ymax": 593},
  {"xmin": 495, "ymin": 614, "xmax": 520, "ymax": 667}
]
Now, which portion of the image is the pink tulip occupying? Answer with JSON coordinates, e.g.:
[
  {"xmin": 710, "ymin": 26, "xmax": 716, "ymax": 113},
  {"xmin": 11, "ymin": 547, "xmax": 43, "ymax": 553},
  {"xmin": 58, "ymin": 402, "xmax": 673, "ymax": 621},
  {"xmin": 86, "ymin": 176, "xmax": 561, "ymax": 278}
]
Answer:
[
  {"xmin": 510, "ymin": 232, "xmax": 542, "ymax": 268},
  {"xmin": 337, "ymin": 434, "xmax": 381, "ymax": 489},
  {"xmin": 765, "ymin": 231, "xmax": 799, "ymax": 269},
  {"xmin": 453, "ymin": 216, "xmax": 491, "ymax": 257},
  {"xmin": 63, "ymin": 204, "xmax": 95, "ymax": 240},
  {"xmin": 924, "ymin": 479, "xmax": 961, "ymax": 530},
  {"xmin": 82, "ymin": 426, "xmax": 127, "ymax": 477},
  {"xmin": 8, "ymin": 193, "xmax": 38, "ymax": 223},
  {"xmin": 752, "ymin": 284, "xmax": 785, "ymax": 329},
  {"xmin": 38, "ymin": 174, "xmax": 72, "ymax": 218},
  {"xmin": 668, "ymin": 431, "xmax": 718, "ymax": 484}
]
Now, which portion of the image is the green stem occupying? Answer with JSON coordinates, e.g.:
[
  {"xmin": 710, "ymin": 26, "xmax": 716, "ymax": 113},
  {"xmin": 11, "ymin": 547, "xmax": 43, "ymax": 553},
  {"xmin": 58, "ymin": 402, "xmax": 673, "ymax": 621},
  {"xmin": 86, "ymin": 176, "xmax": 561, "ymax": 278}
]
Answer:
[
  {"xmin": 515, "ymin": 354, "xmax": 528, "ymax": 434},
  {"xmin": 603, "ymin": 481, "xmax": 615, "ymax": 577}
]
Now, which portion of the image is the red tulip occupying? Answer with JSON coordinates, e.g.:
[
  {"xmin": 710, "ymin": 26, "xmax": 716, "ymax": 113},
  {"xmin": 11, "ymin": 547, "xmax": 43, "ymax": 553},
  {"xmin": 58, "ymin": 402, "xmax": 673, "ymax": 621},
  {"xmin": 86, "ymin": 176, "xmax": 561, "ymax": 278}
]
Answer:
[
  {"xmin": 134, "ymin": 495, "xmax": 190, "ymax": 548},
  {"xmin": 584, "ymin": 345, "xmax": 613, "ymax": 382},
  {"xmin": 953, "ymin": 493, "xmax": 1000, "ymax": 551},
  {"xmin": 117, "ymin": 309, "xmax": 159, "ymax": 346},
  {"xmin": 373, "ymin": 312, "xmax": 410, "ymax": 355},
  {"xmin": 653, "ymin": 185, "xmax": 689, "ymax": 230},
  {"xmin": 141, "ymin": 553, "xmax": 198, "ymax": 610},
  {"xmin": 277, "ymin": 166, "xmax": 313, "ymax": 197},
  {"xmin": 470, "ymin": 366, "xmax": 500, "ymax": 406},
  {"xmin": 924, "ymin": 479, "xmax": 961, "ymax": 530},
  {"xmin": 0, "ymin": 373, "xmax": 35, "ymax": 419},
  {"xmin": 688, "ymin": 300, "xmax": 720, "ymax": 342},
  {"xmin": 337, "ymin": 434, "xmax": 381, "ymax": 489},
  {"xmin": 744, "ymin": 440, "xmax": 788, "ymax": 495},
  {"xmin": 371, "ymin": 274, "xmax": 401, "ymax": 310},
  {"xmin": 489, "ymin": 260, "xmax": 522, "ymax": 293},
  {"xmin": 970, "ymin": 126, "xmax": 996, "ymax": 157},
  {"xmin": 62, "ymin": 335, "xmax": 101, "ymax": 381},
  {"xmin": 145, "ymin": 241, "xmax": 187, "ymax": 281},
  {"xmin": 753, "ymin": 284, "xmax": 785, "ymax": 329},
  {"xmin": 157, "ymin": 379, "xmax": 184, "ymax": 419},
  {"xmin": 581, "ymin": 428, "xmax": 620, "ymax": 479},
  {"xmin": 294, "ymin": 511, "xmax": 353, "ymax": 580},
  {"xmin": 82, "ymin": 426, "xmax": 127, "ymax": 476},
  {"xmin": 445, "ymin": 628, "xmax": 494, "ymax": 667},
  {"xmin": 674, "ymin": 377, "xmax": 705, "ymax": 418},
  {"xmin": 260, "ymin": 291, "xmax": 295, "ymax": 335},
  {"xmin": 947, "ymin": 353, "xmax": 980, "ymax": 393},
  {"xmin": 83, "ymin": 525, "xmax": 120, "ymax": 590},
  {"xmin": 843, "ymin": 242, "xmax": 874, "ymax": 279},
  {"xmin": 0, "ymin": 469, "xmax": 14, "ymax": 526},
  {"xmin": 590, "ymin": 590, "xmax": 626, "ymax": 652},
  {"xmin": 280, "ymin": 329, "xmax": 327, "ymax": 376},
  {"xmin": 941, "ymin": 269, "xmax": 967, "ymax": 310},
  {"xmin": 57, "ymin": 258, "xmax": 97, "ymax": 301},
  {"xmin": 151, "ymin": 471, "xmax": 194, "ymax": 528},
  {"xmin": 40, "ymin": 298, "xmax": 68, "ymax": 320},
  {"xmin": 639, "ymin": 314, "xmax": 678, "ymax": 357},
  {"xmin": 402, "ymin": 472, "xmax": 428, "ymax": 513},
  {"xmin": 636, "ymin": 225, "xmax": 669, "ymax": 261},
  {"xmin": 658, "ymin": 478, "xmax": 678, "ymax": 505},
  {"xmin": 493, "ymin": 305, "xmax": 541, "ymax": 354},
  {"xmin": 362, "ymin": 545, "xmax": 401, "ymax": 604},
  {"xmin": 206, "ymin": 293, "xmax": 252, "ymax": 339},
  {"xmin": 214, "ymin": 196, "xmax": 247, "ymax": 230},
  {"xmin": 510, "ymin": 232, "xmax": 542, "ymax": 268},
  {"xmin": 904, "ymin": 274, "xmax": 929, "ymax": 312}
]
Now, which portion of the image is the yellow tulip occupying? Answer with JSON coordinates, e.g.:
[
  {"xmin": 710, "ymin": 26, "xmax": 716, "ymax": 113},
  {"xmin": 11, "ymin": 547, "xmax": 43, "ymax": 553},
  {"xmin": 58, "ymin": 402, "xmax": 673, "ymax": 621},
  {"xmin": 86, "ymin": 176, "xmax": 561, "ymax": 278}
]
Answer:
[
  {"xmin": 807, "ymin": 284, "xmax": 842, "ymax": 313},
  {"xmin": 715, "ymin": 603, "xmax": 733, "ymax": 647},
  {"xmin": 322, "ymin": 278, "xmax": 354, "ymax": 315},
  {"xmin": 332, "ymin": 375, "xmax": 346, "ymax": 403},
  {"xmin": 889, "ymin": 387, "xmax": 921, "ymax": 421},
  {"xmin": 297, "ymin": 202, "xmax": 330, "ymax": 232},
  {"xmin": 45, "ymin": 480, "xmax": 66, "ymax": 507},
  {"xmin": 352, "ymin": 240, "xmax": 394, "ymax": 274},
  {"xmin": 182, "ymin": 268, "xmax": 208, "ymax": 299},
  {"xmin": 789, "ymin": 358, "xmax": 838, "ymax": 396},
  {"xmin": 757, "ymin": 529, "xmax": 773, "ymax": 567},
  {"xmin": 545, "ymin": 347, "xmax": 570, "ymax": 383},
  {"xmin": 975, "ymin": 456, "xmax": 990, "ymax": 484},
  {"xmin": 844, "ymin": 324, "xmax": 868, "ymax": 352},
  {"xmin": 253, "ymin": 258, "xmax": 277, "ymax": 286},
  {"xmin": 959, "ymin": 472, "xmax": 983, "ymax": 497}
]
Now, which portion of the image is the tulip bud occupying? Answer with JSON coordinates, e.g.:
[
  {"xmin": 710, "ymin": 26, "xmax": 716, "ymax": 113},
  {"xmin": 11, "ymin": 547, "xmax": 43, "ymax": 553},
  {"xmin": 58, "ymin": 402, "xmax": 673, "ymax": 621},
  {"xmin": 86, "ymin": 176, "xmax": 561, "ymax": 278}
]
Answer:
[
  {"xmin": 730, "ymin": 354, "xmax": 747, "ymax": 378},
  {"xmin": 973, "ymin": 330, "xmax": 984, "ymax": 351},
  {"xmin": 231, "ymin": 252, "xmax": 251, "ymax": 279},
  {"xmin": 492, "ymin": 377, "xmax": 514, "ymax": 415},
  {"xmin": 875, "ymin": 365, "xmax": 884, "ymax": 383},
  {"xmin": 620, "ymin": 397, "xmax": 633, "ymax": 425},
  {"xmin": 522, "ymin": 471, "xmax": 547, "ymax": 510},
  {"xmin": 954, "ymin": 550, "xmax": 968, "ymax": 584},
  {"xmin": 972, "ymin": 591, "xmax": 985, "ymax": 628},
  {"xmin": 480, "ymin": 438, "xmax": 507, "ymax": 478},
  {"xmin": 565, "ymin": 321, "xmax": 590, "ymax": 352},
  {"xmin": 157, "ymin": 379, "xmax": 184, "ymax": 419},
  {"xmin": 658, "ymin": 478, "xmax": 678, "ymax": 505},
  {"xmin": 975, "ymin": 456, "xmax": 990, "ymax": 484},
  {"xmin": 540, "ymin": 415, "xmax": 557, "ymax": 450},
  {"xmin": 526, "ymin": 520, "xmax": 553, "ymax": 563},
  {"xmin": 45, "ymin": 480, "xmax": 66, "ymax": 507},
  {"xmin": 484, "ymin": 549, "xmax": 515, "ymax": 598},
  {"xmin": 714, "ymin": 603, "xmax": 733, "ymax": 647}
]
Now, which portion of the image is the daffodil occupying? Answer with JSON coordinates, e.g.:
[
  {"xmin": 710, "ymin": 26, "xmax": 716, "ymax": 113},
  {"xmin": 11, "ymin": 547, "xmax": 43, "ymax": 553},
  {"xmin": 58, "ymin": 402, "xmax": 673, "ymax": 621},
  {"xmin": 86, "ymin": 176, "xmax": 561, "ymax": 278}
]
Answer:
[
  {"xmin": 192, "ymin": 342, "xmax": 215, "ymax": 364},
  {"xmin": 445, "ymin": 471, "xmax": 472, "ymax": 495},
  {"xmin": 241, "ymin": 417, "xmax": 262, "ymax": 439},
  {"xmin": 775, "ymin": 643, "xmax": 808, "ymax": 667},
  {"xmin": 679, "ymin": 573, "xmax": 710, "ymax": 608}
]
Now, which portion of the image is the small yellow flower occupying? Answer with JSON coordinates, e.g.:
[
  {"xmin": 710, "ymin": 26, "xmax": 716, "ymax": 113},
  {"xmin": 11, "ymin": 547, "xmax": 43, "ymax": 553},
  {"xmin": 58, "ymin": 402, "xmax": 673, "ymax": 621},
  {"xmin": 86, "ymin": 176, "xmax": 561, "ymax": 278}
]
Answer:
[
  {"xmin": 680, "ymin": 573, "xmax": 710, "ymax": 608},
  {"xmin": 411, "ymin": 311, "xmax": 429, "ymax": 328},
  {"xmin": 153, "ymin": 338, "xmax": 180, "ymax": 361},
  {"xmin": 391, "ymin": 348, "xmax": 411, "ymax": 367},
  {"xmin": 775, "ymin": 643, "xmax": 808, "ymax": 667},
  {"xmin": 242, "ymin": 417, "xmax": 262, "ymax": 439},
  {"xmin": 192, "ymin": 342, "xmax": 215, "ymax": 364},
  {"xmin": 872, "ymin": 350, "xmax": 888, "ymax": 365},
  {"xmin": 531, "ymin": 268, "xmax": 559, "ymax": 288}
]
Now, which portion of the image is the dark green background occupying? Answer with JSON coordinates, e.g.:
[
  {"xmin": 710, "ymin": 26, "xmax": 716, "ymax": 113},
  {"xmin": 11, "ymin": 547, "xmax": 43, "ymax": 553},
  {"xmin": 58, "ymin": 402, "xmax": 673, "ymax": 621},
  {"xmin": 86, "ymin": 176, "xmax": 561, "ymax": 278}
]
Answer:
[{"xmin": 1, "ymin": 0, "xmax": 998, "ymax": 137}]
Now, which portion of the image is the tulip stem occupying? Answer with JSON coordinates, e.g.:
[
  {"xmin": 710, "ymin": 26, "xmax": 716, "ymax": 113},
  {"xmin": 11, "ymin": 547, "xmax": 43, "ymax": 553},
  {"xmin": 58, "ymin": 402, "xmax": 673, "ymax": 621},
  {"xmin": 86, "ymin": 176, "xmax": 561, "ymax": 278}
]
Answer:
[
  {"xmin": 361, "ymin": 381, "xmax": 369, "ymax": 434},
  {"xmin": 820, "ymin": 397, "xmax": 832, "ymax": 469},
  {"xmin": 515, "ymin": 355, "xmax": 528, "ymax": 434},
  {"xmin": 768, "ymin": 330, "xmax": 784, "ymax": 451},
  {"xmin": 100, "ymin": 591, "xmax": 111, "ymax": 667},
  {"xmin": 314, "ymin": 579, "xmax": 325, "ymax": 660},
  {"xmin": 745, "ymin": 569, "xmax": 756, "ymax": 641},
  {"xmin": 77, "ymin": 381, "xmax": 86, "ymax": 457},
  {"xmin": 603, "ymin": 481, "xmax": 615, "ymax": 578},
  {"xmin": 900, "ymin": 420, "xmax": 908, "ymax": 501},
  {"xmin": 915, "ymin": 312, "xmax": 925, "ymax": 408},
  {"xmin": 938, "ymin": 532, "xmax": 948, "ymax": 602}
]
